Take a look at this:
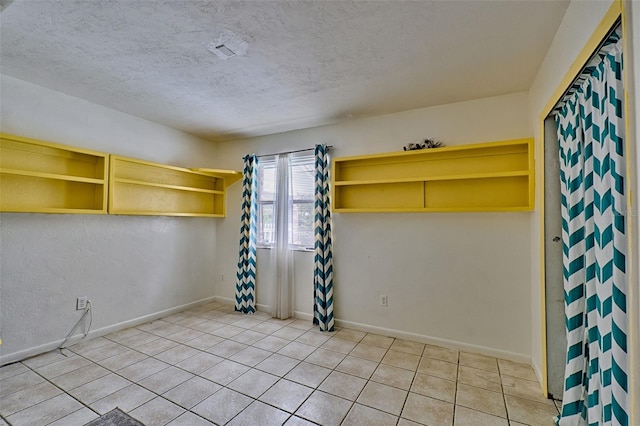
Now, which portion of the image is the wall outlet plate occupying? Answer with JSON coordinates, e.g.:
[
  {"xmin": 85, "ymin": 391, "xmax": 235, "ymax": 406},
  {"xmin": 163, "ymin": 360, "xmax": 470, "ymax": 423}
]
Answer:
[
  {"xmin": 379, "ymin": 295, "xmax": 388, "ymax": 307},
  {"xmin": 76, "ymin": 297, "xmax": 88, "ymax": 310}
]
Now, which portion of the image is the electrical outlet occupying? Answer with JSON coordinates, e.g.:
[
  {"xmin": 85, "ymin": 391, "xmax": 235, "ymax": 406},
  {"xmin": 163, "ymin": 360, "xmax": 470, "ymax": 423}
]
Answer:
[
  {"xmin": 76, "ymin": 297, "xmax": 88, "ymax": 310},
  {"xmin": 379, "ymin": 295, "xmax": 388, "ymax": 307}
]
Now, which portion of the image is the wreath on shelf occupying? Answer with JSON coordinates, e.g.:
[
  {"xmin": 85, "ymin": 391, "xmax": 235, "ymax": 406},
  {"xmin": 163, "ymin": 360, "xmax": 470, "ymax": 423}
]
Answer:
[{"xmin": 403, "ymin": 138, "xmax": 445, "ymax": 151}]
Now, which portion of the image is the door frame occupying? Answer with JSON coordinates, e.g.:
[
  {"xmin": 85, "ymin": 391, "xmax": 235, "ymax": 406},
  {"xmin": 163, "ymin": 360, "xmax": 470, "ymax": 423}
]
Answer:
[
  {"xmin": 537, "ymin": 0, "xmax": 627, "ymax": 398},
  {"xmin": 543, "ymin": 115, "xmax": 565, "ymax": 399}
]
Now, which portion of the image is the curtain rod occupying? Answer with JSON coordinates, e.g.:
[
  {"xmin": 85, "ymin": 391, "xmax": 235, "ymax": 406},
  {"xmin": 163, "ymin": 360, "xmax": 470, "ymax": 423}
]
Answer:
[{"xmin": 253, "ymin": 145, "xmax": 333, "ymax": 159}]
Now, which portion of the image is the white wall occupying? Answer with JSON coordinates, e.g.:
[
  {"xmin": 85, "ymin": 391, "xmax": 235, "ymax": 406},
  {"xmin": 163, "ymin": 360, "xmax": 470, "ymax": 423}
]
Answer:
[
  {"xmin": 0, "ymin": 75, "xmax": 219, "ymax": 364},
  {"xmin": 527, "ymin": 0, "xmax": 620, "ymax": 385},
  {"xmin": 214, "ymin": 92, "xmax": 533, "ymax": 360}
]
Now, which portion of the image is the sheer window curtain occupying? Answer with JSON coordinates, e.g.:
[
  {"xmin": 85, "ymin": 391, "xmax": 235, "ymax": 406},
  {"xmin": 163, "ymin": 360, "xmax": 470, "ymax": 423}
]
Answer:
[{"xmin": 270, "ymin": 154, "xmax": 294, "ymax": 319}]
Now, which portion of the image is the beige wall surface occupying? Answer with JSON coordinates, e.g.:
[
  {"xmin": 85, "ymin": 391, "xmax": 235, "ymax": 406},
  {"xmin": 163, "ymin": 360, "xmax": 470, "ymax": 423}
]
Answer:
[
  {"xmin": 214, "ymin": 92, "xmax": 533, "ymax": 361},
  {"xmin": 0, "ymin": 75, "xmax": 219, "ymax": 364}
]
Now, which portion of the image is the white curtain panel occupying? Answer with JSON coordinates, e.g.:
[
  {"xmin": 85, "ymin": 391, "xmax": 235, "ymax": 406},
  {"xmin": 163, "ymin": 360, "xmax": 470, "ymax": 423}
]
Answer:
[{"xmin": 270, "ymin": 154, "xmax": 294, "ymax": 319}]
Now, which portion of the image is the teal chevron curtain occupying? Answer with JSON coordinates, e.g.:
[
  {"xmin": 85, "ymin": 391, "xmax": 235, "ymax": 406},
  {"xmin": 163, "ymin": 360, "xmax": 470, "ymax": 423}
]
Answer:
[
  {"xmin": 554, "ymin": 27, "xmax": 628, "ymax": 426},
  {"xmin": 235, "ymin": 154, "xmax": 258, "ymax": 314},
  {"xmin": 313, "ymin": 144, "xmax": 334, "ymax": 331}
]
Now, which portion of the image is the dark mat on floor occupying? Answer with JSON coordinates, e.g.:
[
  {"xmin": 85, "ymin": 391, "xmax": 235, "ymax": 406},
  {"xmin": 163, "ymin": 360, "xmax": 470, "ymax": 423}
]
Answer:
[{"xmin": 84, "ymin": 408, "xmax": 145, "ymax": 426}]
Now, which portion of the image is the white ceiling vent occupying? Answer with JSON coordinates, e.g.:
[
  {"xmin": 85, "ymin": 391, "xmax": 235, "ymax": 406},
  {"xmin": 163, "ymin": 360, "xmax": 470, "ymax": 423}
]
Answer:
[
  {"xmin": 211, "ymin": 44, "xmax": 236, "ymax": 59},
  {"xmin": 208, "ymin": 30, "xmax": 249, "ymax": 60}
]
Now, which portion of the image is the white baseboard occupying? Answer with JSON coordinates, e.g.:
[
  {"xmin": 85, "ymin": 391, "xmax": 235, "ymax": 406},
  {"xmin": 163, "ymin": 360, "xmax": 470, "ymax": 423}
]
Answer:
[
  {"xmin": 213, "ymin": 296, "xmax": 235, "ymax": 306},
  {"xmin": 204, "ymin": 299, "xmax": 533, "ymax": 364},
  {"xmin": 293, "ymin": 311, "xmax": 531, "ymax": 364},
  {"xmin": 213, "ymin": 296, "xmax": 270, "ymax": 314},
  {"xmin": 4, "ymin": 293, "xmax": 531, "ymax": 367},
  {"xmin": 0, "ymin": 296, "xmax": 217, "ymax": 366},
  {"xmin": 293, "ymin": 310, "xmax": 313, "ymax": 321},
  {"xmin": 531, "ymin": 357, "xmax": 546, "ymax": 393}
]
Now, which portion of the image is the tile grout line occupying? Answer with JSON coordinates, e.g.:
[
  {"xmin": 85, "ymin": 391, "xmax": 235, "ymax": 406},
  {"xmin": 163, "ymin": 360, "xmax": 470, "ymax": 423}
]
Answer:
[
  {"xmin": 3, "ymin": 304, "xmax": 544, "ymax": 426},
  {"xmin": 209, "ymin": 325, "xmax": 390, "ymax": 425},
  {"xmin": 450, "ymin": 351, "xmax": 460, "ymax": 426},
  {"xmin": 87, "ymin": 308, "xmax": 241, "ymax": 423},
  {"xmin": 393, "ymin": 344, "xmax": 423, "ymax": 426},
  {"xmin": 30, "ymin": 306, "xmax": 242, "ymax": 424},
  {"xmin": 497, "ymin": 360, "xmax": 510, "ymax": 424},
  {"xmin": 335, "ymin": 340, "xmax": 392, "ymax": 426},
  {"xmin": 76, "ymin": 310, "xmax": 334, "ymax": 424},
  {"xmin": 15, "ymin": 351, "xmax": 103, "ymax": 426},
  {"xmin": 11, "ymin": 331, "xmax": 426, "ymax": 425},
  {"xmin": 20, "ymin": 330, "xmax": 415, "ymax": 425},
  {"xmin": 69, "ymin": 326, "xmax": 261, "ymax": 424}
]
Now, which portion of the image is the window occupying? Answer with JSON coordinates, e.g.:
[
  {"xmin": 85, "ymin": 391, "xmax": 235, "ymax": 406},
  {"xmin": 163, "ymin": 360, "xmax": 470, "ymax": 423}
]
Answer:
[{"xmin": 256, "ymin": 154, "xmax": 315, "ymax": 249}]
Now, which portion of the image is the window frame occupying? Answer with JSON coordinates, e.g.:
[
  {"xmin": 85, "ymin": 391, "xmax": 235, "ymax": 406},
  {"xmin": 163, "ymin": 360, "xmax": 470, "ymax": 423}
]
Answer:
[{"xmin": 255, "ymin": 154, "xmax": 316, "ymax": 251}]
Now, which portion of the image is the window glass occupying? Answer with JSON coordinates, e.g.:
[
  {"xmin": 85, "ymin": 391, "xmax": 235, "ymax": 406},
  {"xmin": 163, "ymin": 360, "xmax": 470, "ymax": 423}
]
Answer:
[{"xmin": 256, "ymin": 154, "xmax": 315, "ymax": 249}]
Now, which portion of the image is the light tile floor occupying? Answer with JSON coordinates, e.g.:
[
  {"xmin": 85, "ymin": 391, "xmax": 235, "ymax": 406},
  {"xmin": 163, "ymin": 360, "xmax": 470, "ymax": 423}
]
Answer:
[{"xmin": 0, "ymin": 301, "xmax": 560, "ymax": 425}]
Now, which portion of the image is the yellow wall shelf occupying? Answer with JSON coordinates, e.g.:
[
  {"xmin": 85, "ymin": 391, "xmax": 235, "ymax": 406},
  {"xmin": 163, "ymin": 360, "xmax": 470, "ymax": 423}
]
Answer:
[
  {"xmin": 109, "ymin": 156, "xmax": 234, "ymax": 217},
  {"xmin": 0, "ymin": 133, "xmax": 108, "ymax": 214},
  {"xmin": 190, "ymin": 168, "xmax": 243, "ymax": 187},
  {"xmin": 332, "ymin": 138, "xmax": 534, "ymax": 212}
]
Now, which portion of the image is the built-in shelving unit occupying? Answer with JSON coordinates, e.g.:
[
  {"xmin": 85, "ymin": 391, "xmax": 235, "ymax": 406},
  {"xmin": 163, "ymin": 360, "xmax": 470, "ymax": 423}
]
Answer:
[
  {"xmin": 332, "ymin": 138, "xmax": 534, "ymax": 212},
  {"xmin": 109, "ymin": 156, "xmax": 237, "ymax": 217},
  {"xmin": 0, "ymin": 134, "xmax": 108, "ymax": 214},
  {"xmin": 190, "ymin": 168, "xmax": 243, "ymax": 187}
]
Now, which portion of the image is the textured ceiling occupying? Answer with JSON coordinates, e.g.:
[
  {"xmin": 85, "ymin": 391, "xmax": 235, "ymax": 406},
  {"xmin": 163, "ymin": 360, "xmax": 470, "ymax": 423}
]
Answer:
[{"xmin": 0, "ymin": 0, "xmax": 569, "ymax": 141}]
